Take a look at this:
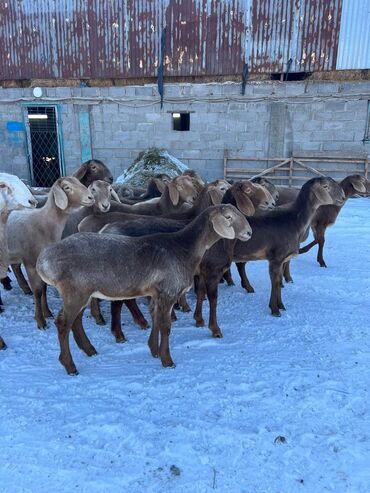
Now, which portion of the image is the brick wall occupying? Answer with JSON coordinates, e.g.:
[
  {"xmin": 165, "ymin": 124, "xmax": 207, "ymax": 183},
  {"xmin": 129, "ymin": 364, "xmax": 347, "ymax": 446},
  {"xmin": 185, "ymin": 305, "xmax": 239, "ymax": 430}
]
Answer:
[{"xmin": 0, "ymin": 81, "xmax": 369, "ymax": 183}]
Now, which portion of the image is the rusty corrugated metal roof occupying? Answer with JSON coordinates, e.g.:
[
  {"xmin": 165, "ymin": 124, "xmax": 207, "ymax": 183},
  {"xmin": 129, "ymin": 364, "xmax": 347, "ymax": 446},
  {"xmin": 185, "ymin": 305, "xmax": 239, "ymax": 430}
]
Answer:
[
  {"xmin": 249, "ymin": 0, "xmax": 343, "ymax": 73},
  {"xmin": 1, "ymin": 0, "xmax": 365, "ymax": 81}
]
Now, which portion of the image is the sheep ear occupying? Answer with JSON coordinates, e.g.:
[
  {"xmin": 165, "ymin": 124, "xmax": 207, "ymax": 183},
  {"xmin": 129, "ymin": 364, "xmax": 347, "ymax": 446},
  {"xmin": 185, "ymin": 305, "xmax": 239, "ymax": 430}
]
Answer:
[
  {"xmin": 312, "ymin": 185, "xmax": 332, "ymax": 204},
  {"xmin": 73, "ymin": 164, "xmax": 88, "ymax": 181},
  {"xmin": 53, "ymin": 183, "xmax": 68, "ymax": 210},
  {"xmin": 211, "ymin": 214, "xmax": 235, "ymax": 239},
  {"xmin": 350, "ymin": 177, "xmax": 366, "ymax": 193},
  {"xmin": 209, "ymin": 188, "xmax": 222, "ymax": 205},
  {"xmin": 168, "ymin": 182, "xmax": 180, "ymax": 205},
  {"xmin": 233, "ymin": 189, "xmax": 255, "ymax": 215},
  {"xmin": 110, "ymin": 188, "xmax": 121, "ymax": 203},
  {"xmin": 153, "ymin": 178, "xmax": 166, "ymax": 194}
]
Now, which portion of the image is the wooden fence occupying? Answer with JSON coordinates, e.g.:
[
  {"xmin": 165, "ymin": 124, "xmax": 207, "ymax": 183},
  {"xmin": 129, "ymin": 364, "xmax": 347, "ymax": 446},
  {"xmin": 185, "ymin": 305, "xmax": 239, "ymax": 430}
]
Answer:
[{"xmin": 223, "ymin": 151, "xmax": 369, "ymax": 188}]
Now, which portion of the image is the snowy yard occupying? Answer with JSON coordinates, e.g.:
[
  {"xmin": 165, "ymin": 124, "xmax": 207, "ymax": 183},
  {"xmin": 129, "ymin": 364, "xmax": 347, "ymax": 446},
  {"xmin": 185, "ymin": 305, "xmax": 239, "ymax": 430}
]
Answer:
[{"xmin": 0, "ymin": 198, "xmax": 369, "ymax": 493}]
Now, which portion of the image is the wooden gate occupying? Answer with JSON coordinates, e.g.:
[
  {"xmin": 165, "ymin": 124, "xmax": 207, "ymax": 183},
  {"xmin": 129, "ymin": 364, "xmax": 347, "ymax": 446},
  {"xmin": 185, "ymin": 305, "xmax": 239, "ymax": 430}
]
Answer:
[{"xmin": 224, "ymin": 151, "xmax": 369, "ymax": 188}]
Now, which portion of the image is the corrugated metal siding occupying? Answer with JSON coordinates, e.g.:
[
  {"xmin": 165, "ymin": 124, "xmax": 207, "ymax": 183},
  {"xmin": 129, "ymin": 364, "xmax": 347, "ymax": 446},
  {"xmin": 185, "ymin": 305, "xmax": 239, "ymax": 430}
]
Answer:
[
  {"xmin": 2, "ymin": 0, "xmax": 368, "ymax": 80},
  {"xmin": 336, "ymin": 0, "xmax": 370, "ymax": 70},
  {"xmin": 249, "ymin": 0, "xmax": 342, "ymax": 73},
  {"xmin": 165, "ymin": 0, "xmax": 246, "ymax": 76}
]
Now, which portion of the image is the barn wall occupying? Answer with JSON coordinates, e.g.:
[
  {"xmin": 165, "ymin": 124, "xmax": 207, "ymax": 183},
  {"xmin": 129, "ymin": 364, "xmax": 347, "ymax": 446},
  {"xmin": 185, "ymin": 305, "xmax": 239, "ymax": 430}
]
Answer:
[{"xmin": 0, "ymin": 80, "xmax": 369, "ymax": 183}]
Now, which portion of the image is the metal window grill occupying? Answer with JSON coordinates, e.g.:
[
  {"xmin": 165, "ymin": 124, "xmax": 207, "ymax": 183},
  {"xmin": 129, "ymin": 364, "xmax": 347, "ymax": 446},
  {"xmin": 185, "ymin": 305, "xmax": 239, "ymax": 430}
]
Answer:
[{"xmin": 27, "ymin": 106, "xmax": 61, "ymax": 187}]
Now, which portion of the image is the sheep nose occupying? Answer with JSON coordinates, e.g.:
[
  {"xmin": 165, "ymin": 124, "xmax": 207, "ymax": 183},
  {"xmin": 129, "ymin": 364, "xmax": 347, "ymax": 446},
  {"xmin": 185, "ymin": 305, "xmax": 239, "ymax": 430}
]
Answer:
[
  {"xmin": 87, "ymin": 195, "xmax": 94, "ymax": 201},
  {"xmin": 102, "ymin": 203, "xmax": 109, "ymax": 210},
  {"xmin": 29, "ymin": 198, "xmax": 38, "ymax": 207}
]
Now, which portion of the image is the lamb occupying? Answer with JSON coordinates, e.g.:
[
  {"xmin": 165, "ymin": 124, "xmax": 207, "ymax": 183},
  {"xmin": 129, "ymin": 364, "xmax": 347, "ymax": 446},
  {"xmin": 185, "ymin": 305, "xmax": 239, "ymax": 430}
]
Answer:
[
  {"xmin": 4, "ymin": 159, "xmax": 114, "ymax": 290},
  {"xmin": 0, "ymin": 173, "xmax": 37, "ymax": 349},
  {"xmin": 233, "ymin": 177, "xmax": 345, "ymax": 316},
  {"xmin": 113, "ymin": 173, "xmax": 171, "ymax": 203},
  {"xmin": 299, "ymin": 174, "xmax": 370, "ymax": 267},
  {"xmin": 6, "ymin": 177, "xmax": 94, "ymax": 329},
  {"xmin": 61, "ymin": 180, "xmax": 121, "ymax": 239},
  {"xmin": 251, "ymin": 176, "xmax": 279, "ymax": 202},
  {"xmin": 36, "ymin": 204, "xmax": 252, "ymax": 374},
  {"xmin": 115, "ymin": 175, "xmax": 199, "ymax": 216},
  {"xmin": 72, "ymin": 158, "xmax": 113, "ymax": 186}
]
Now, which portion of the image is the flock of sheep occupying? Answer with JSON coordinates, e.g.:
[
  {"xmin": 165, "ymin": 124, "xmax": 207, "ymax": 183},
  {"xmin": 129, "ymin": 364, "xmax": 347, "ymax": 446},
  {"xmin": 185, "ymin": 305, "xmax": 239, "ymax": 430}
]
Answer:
[{"xmin": 0, "ymin": 160, "xmax": 369, "ymax": 375}]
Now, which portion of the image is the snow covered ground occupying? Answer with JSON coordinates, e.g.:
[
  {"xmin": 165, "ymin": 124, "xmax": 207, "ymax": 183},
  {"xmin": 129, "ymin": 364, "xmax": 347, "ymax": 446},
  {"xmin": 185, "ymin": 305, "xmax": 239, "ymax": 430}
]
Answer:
[{"xmin": 0, "ymin": 198, "xmax": 369, "ymax": 493}]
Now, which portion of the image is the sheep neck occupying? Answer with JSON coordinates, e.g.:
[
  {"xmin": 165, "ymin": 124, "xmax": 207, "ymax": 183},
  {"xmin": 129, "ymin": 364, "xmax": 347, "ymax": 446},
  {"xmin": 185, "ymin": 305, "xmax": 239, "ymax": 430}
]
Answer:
[{"xmin": 173, "ymin": 212, "xmax": 221, "ymax": 270}]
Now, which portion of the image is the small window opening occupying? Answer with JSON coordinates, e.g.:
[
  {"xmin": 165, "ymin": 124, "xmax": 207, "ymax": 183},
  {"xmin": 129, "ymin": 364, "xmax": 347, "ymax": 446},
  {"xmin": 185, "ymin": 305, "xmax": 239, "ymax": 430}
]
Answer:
[
  {"xmin": 172, "ymin": 112, "xmax": 190, "ymax": 131},
  {"xmin": 271, "ymin": 72, "xmax": 311, "ymax": 81}
]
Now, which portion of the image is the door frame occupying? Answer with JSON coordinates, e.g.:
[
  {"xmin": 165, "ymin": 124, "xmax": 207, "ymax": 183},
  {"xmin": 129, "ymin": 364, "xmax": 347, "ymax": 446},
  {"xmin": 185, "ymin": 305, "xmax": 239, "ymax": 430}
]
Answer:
[{"xmin": 22, "ymin": 103, "xmax": 66, "ymax": 185}]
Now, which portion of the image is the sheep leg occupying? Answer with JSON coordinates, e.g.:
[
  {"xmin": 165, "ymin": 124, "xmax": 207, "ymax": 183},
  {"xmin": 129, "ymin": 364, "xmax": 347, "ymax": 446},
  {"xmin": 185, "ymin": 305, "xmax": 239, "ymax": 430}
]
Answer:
[
  {"xmin": 177, "ymin": 293, "xmax": 191, "ymax": 313},
  {"xmin": 206, "ymin": 278, "xmax": 223, "ymax": 338},
  {"xmin": 193, "ymin": 274, "xmax": 206, "ymax": 327},
  {"xmin": 236, "ymin": 262, "xmax": 255, "ymax": 293},
  {"xmin": 24, "ymin": 264, "xmax": 47, "ymax": 329},
  {"xmin": 55, "ymin": 309, "xmax": 79, "ymax": 375},
  {"xmin": 223, "ymin": 268, "xmax": 235, "ymax": 286},
  {"xmin": 124, "ymin": 299, "xmax": 149, "ymax": 329},
  {"xmin": 283, "ymin": 261, "xmax": 293, "ymax": 283},
  {"xmin": 55, "ymin": 289, "xmax": 91, "ymax": 375},
  {"xmin": 299, "ymin": 239, "xmax": 318, "ymax": 255},
  {"xmin": 316, "ymin": 227, "xmax": 327, "ymax": 268},
  {"xmin": 111, "ymin": 300, "xmax": 126, "ymax": 343},
  {"xmin": 90, "ymin": 297, "xmax": 106, "ymax": 325},
  {"xmin": 12, "ymin": 264, "xmax": 32, "ymax": 295},
  {"xmin": 71, "ymin": 310, "xmax": 97, "ymax": 356},
  {"xmin": 268, "ymin": 260, "xmax": 285, "ymax": 317},
  {"xmin": 41, "ymin": 283, "xmax": 53, "ymax": 318},
  {"xmin": 157, "ymin": 300, "xmax": 175, "ymax": 368},
  {"xmin": 1, "ymin": 275, "xmax": 12, "ymax": 291},
  {"xmin": 0, "ymin": 290, "xmax": 3, "ymax": 310},
  {"xmin": 0, "ymin": 335, "xmax": 6, "ymax": 350},
  {"xmin": 148, "ymin": 300, "xmax": 160, "ymax": 358}
]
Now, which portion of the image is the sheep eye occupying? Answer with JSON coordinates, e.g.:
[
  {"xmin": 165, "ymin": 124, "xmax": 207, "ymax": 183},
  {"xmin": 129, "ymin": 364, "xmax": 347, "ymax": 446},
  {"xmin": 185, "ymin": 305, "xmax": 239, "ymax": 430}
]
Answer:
[
  {"xmin": 92, "ymin": 188, "xmax": 96, "ymax": 192},
  {"xmin": 63, "ymin": 186, "xmax": 71, "ymax": 192},
  {"xmin": 91, "ymin": 166, "xmax": 97, "ymax": 171}
]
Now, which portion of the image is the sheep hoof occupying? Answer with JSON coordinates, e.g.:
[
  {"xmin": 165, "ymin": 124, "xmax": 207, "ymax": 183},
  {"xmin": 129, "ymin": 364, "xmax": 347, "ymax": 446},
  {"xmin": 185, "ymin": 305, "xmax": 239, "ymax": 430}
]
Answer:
[
  {"xmin": 68, "ymin": 370, "xmax": 79, "ymax": 376},
  {"xmin": 212, "ymin": 331, "xmax": 223, "ymax": 338},
  {"xmin": 271, "ymin": 310, "xmax": 281, "ymax": 317},
  {"xmin": 319, "ymin": 262, "xmax": 327, "ymax": 268},
  {"xmin": 95, "ymin": 318, "xmax": 106, "ymax": 326},
  {"xmin": 23, "ymin": 288, "xmax": 33, "ymax": 295},
  {"xmin": 86, "ymin": 347, "xmax": 98, "ymax": 357},
  {"xmin": 0, "ymin": 342, "xmax": 7, "ymax": 351},
  {"xmin": 115, "ymin": 337, "xmax": 127, "ymax": 344},
  {"xmin": 244, "ymin": 286, "xmax": 255, "ymax": 293},
  {"xmin": 162, "ymin": 361, "xmax": 176, "ymax": 369},
  {"xmin": 195, "ymin": 319, "xmax": 205, "ymax": 327},
  {"xmin": 138, "ymin": 320, "xmax": 149, "ymax": 330},
  {"xmin": 37, "ymin": 322, "xmax": 47, "ymax": 330}
]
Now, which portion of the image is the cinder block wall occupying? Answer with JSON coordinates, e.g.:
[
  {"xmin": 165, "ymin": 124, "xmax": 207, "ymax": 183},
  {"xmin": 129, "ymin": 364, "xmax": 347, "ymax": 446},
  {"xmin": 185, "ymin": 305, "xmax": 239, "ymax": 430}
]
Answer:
[{"xmin": 0, "ymin": 81, "xmax": 369, "ymax": 183}]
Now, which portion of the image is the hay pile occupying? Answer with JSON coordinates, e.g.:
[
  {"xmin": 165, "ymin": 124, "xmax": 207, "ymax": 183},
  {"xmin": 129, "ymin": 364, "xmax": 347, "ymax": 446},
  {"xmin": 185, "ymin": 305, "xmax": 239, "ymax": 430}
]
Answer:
[{"xmin": 115, "ymin": 148, "xmax": 188, "ymax": 187}]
